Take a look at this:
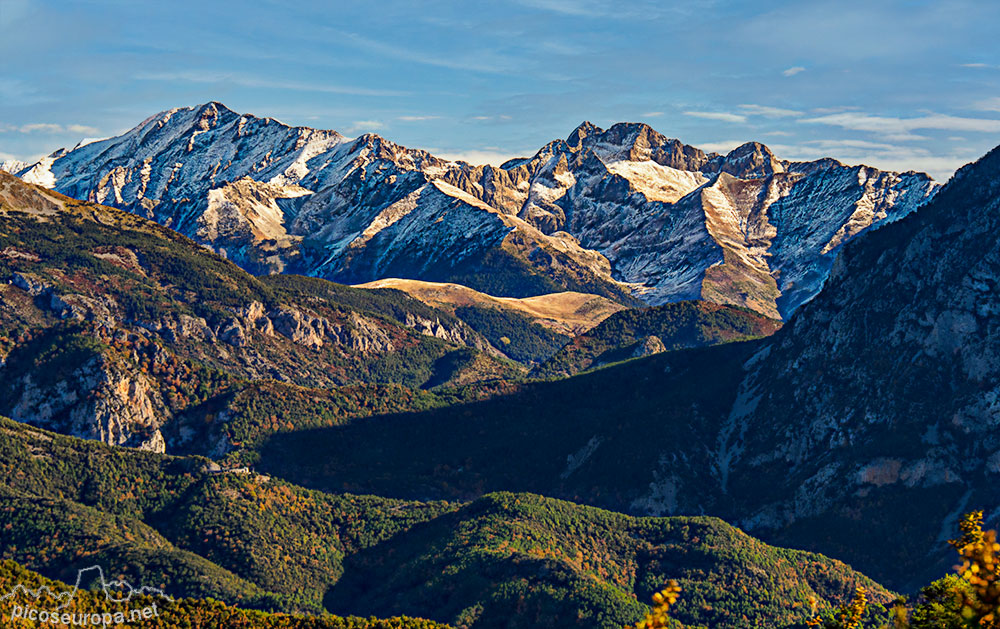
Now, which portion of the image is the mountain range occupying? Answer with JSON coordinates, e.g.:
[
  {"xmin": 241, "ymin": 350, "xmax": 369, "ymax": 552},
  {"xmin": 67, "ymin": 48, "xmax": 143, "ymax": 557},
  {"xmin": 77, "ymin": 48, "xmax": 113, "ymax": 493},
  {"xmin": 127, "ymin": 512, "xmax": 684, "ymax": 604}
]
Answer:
[
  {"xmin": 1, "ymin": 100, "xmax": 999, "ymax": 628},
  {"xmin": 8, "ymin": 102, "xmax": 938, "ymax": 320}
]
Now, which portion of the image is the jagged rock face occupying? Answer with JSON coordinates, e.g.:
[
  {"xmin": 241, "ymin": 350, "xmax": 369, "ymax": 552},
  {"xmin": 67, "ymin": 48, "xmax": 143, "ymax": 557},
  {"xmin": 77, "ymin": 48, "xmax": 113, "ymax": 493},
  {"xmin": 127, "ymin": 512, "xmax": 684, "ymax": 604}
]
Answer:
[
  {"xmin": 631, "ymin": 335, "xmax": 665, "ymax": 358},
  {"xmin": 698, "ymin": 144, "xmax": 1000, "ymax": 588},
  {"xmin": 20, "ymin": 104, "xmax": 937, "ymax": 318},
  {"xmin": 0, "ymin": 172, "xmax": 528, "ymax": 457},
  {"xmin": 475, "ymin": 123, "xmax": 937, "ymax": 319},
  {"xmin": 9, "ymin": 355, "xmax": 166, "ymax": 452},
  {"xmin": 402, "ymin": 311, "xmax": 496, "ymax": 354},
  {"xmin": 199, "ymin": 177, "xmax": 312, "ymax": 274}
]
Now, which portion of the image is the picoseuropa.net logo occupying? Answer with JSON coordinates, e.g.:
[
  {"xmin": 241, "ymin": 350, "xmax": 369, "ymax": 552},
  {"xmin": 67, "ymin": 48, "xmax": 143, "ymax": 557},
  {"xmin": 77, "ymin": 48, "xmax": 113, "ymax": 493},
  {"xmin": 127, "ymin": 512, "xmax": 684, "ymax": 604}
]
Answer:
[{"xmin": 0, "ymin": 565, "xmax": 173, "ymax": 626}]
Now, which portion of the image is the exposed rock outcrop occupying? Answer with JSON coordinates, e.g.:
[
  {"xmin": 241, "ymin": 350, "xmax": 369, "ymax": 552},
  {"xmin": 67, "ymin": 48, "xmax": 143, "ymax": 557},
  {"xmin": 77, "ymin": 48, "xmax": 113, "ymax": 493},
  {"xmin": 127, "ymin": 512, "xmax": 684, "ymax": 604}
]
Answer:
[
  {"xmin": 631, "ymin": 335, "xmax": 665, "ymax": 358},
  {"xmin": 9, "ymin": 355, "xmax": 167, "ymax": 453}
]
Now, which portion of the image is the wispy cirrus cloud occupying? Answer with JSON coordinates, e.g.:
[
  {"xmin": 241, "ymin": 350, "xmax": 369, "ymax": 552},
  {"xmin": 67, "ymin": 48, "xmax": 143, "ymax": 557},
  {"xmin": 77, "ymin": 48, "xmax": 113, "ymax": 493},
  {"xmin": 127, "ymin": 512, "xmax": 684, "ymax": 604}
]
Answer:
[
  {"xmin": 973, "ymin": 97, "xmax": 1000, "ymax": 112},
  {"xmin": 468, "ymin": 115, "xmax": 513, "ymax": 122},
  {"xmin": 798, "ymin": 111, "xmax": 1000, "ymax": 139},
  {"xmin": 134, "ymin": 70, "xmax": 405, "ymax": 97},
  {"xmin": 397, "ymin": 115, "xmax": 441, "ymax": 121},
  {"xmin": 802, "ymin": 139, "xmax": 907, "ymax": 151},
  {"xmin": 0, "ymin": 122, "xmax": 99, "ymax": 135},
  {"xmin": 512, "ymin": 0, "xmax": 690, "ymax": 20},
  {"xmin": 683, "ymin": 105, "xmax": 803, "ymax": 124},
  {"xmin": 738, "ymin": 104, "xmax": 803, "ymax": 117},
  {"xmin": 697, "ymin": 140, "xmax": 747, "ymax": 153},
  {"xmin": 344, "ymin": 120, "xmax": 386, "ymax": 134},
  {"xmin": 514, "ymin": 0, "xmax": 610, "ymax": 17},
  {"xmin": 67, "ymin": 124, "xmax": 100, "ymax": 135},
  {"xmin": 327, "ymin": 29, "xmax": 519, "ymax": 74},
  {"xmin": 782, "ymin": 66, "xmax": 806, "ymax": 76},
  {"xmin": 683, "ymin": 111, "xmax": 747, "ymax": 124},
  {"xmin": 18, "ymin": 123, "xmax": 63, "ymax": 133}
]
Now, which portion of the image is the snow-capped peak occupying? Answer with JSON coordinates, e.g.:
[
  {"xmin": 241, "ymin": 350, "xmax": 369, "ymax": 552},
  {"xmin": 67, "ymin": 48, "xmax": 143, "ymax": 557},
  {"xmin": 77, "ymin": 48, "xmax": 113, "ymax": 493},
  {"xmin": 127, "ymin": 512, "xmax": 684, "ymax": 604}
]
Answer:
[{"xmin": 15, "ymin": 103, "xmax": 940, "ymax": 320}]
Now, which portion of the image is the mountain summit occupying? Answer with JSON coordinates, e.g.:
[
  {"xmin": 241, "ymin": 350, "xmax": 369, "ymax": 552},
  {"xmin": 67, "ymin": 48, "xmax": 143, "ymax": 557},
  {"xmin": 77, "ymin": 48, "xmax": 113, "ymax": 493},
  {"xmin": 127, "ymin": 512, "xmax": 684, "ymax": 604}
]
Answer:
[{"xmin": 10, "ymin": 103, "xmax": 938, "ymax": 319}]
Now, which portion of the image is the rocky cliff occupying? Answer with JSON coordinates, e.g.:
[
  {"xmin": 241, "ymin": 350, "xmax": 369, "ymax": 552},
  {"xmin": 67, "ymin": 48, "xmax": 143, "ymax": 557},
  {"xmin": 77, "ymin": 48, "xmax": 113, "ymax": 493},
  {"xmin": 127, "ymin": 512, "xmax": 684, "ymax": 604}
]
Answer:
[
  {"xmin": 709, "ymin": 144, "xmax": 1000, "ymax": 588},
  {"xmin": 0, "ymin": 171, "xmax": 519, "ymax": 453}
]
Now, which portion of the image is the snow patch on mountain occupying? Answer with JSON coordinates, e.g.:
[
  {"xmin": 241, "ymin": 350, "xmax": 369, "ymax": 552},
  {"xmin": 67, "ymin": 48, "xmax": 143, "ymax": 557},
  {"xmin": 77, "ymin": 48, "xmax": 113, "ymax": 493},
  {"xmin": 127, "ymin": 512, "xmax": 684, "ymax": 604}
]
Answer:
[
  {"xmin": 0, "ymin": 160, "xmax": 30, "ymax": 175},
  {"xmin": 19, "ymin": 154, "xmax": 59, "ymax": 188},
  {"xmin": 606, "ymin": 160, "xmax": 708, "ymax": 203}
]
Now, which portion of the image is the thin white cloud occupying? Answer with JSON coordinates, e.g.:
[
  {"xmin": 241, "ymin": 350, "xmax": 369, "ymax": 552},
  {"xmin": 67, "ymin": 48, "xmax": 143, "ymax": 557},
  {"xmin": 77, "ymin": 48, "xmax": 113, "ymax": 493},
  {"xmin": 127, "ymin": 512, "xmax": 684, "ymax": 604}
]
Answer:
[
  {"xmin": 345, "ymin": 120, "xmax": 386, "ymax": 134},
  {"xmin": 973, "ymin": 97, "xmax": 1000, "ymax": 112},
  {"xmin": 641, "ymin": 111, "xmax": 664, "ymax": 117},
  {"xmin": 397, "ymin": 115, "xmax": 441, "ymax": 121},
  {"xmin": 698, "ymin": 140, "xmax": 747, "ymax": 154},
  {"xmin": 329, "ymin": 29, "xmax": 518, "ymax": 74},
  {"xmin": 961, "ymin": 63, "xmax": 992, "ymax": 68},
  {"xmin": 738, "ymin": 104, "xmax": 803, "ymax": 118},
  {"xmin": 18, "ymin": 123, "xmax": 63, "ymax": 133},
  {"xmin": 783, "ymin": 66, "xmax": 806, "ymax": 77},
  {"xmin": 763, "ymin": 131, "xmax": 793, "ymax": 137},
  {"xmin": 799, "ymin": 112, "xmax": 1000, "ymax": 136},
  {"xmin": 803, "ymin": 139, "xmax": 904, "ymax": 151},
  {"xmin": 811, "ymin": 106, "xmax": 861, "ymax": 114},
  {"xmin": 683, "ymin": 111, "xmax": 747, "ymax": 124},
  {"xmin": 512, "ymin": 0, "xmax": 681, "ymax": 19},
  {"xmin": 135, "ymin": 70, "xmax": 405, "ymax": 97},
  {"xmin": 67, "ymin": 124, "xmax": 100, "ymax": 135},
  {"xmin": 434, "ymin": 149, "xmax": 524, "ymax": 166},
  {"xmin": 514, "ymin": 0, "xmax": 610, "ymax": 17},
  {"xmin": 879, "ymin": 133, "xmax": 931, "ymax": 142}
]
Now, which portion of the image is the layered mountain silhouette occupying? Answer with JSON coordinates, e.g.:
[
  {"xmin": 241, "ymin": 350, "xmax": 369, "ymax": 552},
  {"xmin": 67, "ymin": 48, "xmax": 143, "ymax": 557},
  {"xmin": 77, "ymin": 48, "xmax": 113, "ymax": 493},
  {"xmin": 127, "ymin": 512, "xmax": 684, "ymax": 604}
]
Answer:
[{"xmin": 10, "ymin": 102, "xmax": 937, "ymax": 319}]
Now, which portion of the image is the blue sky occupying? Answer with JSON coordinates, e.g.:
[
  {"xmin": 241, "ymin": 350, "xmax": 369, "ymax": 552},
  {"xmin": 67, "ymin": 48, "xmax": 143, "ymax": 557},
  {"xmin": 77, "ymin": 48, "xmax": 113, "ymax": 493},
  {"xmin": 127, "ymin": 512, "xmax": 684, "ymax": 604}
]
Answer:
[{"xmin": 2, "ymin": 0, "xmax": 999, "ymax": 180}]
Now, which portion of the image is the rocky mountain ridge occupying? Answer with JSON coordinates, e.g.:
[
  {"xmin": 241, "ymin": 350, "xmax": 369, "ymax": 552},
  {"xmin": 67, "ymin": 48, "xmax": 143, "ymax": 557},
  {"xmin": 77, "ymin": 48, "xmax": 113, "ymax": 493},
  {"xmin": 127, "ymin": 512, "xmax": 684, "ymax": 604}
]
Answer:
[
  {"xmin": 714, "ymin": 142, "xmax": 1000, "ymax": 588},
  {"xmin": 0, "ymin": 171, "xmax": 520, "ymax": 453},
  {"xmin": 11, "ymin": 102, "xmax": 938, "ymax": 319}
]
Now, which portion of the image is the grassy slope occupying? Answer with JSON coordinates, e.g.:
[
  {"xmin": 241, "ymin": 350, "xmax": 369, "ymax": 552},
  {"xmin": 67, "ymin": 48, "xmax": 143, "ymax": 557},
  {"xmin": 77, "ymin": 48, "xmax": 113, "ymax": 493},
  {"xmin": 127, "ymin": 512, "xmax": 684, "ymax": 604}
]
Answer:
[
  {"xmin": 534, "ymin": 300, "xmax": 781, "ymax": 378},
  {"xmin": 356, "ymin": 278, "xmax": 625, "ymax": 335}
]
